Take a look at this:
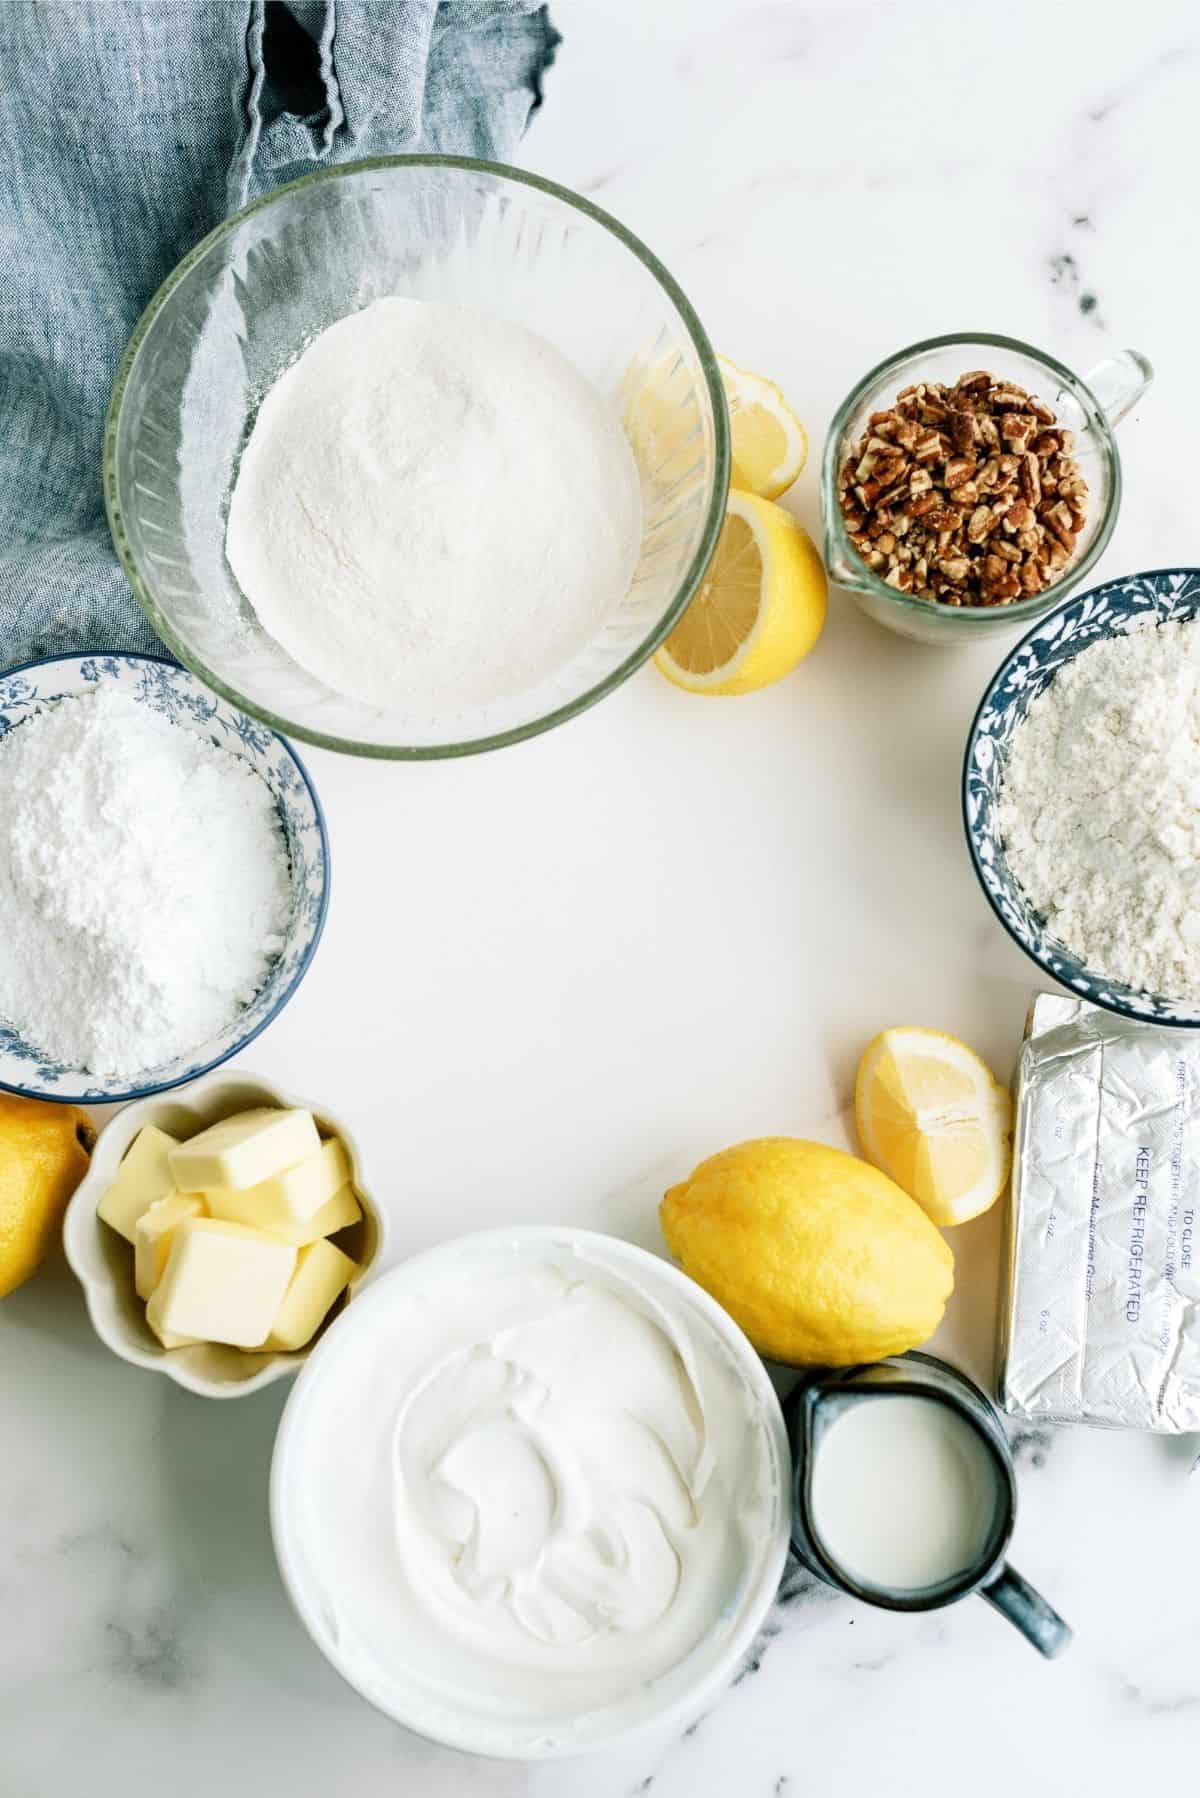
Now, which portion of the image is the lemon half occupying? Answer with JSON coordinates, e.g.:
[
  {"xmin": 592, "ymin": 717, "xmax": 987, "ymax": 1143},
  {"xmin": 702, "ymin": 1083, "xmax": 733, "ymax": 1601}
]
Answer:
[
  {"xmin": 718, "ymin": 354, "xmax": 808, "ymax": 500},
  {"xmin": 655, "ymin": 490, "xmax": 826, "ymax": 695},
  {"xmin": 855, "ymin": 1028, "xmax": 1012, "ymax": 1228}
]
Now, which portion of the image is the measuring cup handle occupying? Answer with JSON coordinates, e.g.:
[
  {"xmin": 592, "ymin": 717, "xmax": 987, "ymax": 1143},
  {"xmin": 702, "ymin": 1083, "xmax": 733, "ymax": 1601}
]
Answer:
[
  {"xmin": 1083, "ymin": 349, "xmax": 1153, "ymax": 428},
  {"xmin": 980, "ymin": 1562, "xmax": 1072, "ymax": 1658}
]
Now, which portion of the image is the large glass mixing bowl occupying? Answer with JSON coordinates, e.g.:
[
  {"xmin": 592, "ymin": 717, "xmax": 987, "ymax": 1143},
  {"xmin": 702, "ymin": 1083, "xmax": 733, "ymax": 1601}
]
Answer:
[{"xmin": 105, "ymin": 157, "xmax": 729, "ymax": 758}]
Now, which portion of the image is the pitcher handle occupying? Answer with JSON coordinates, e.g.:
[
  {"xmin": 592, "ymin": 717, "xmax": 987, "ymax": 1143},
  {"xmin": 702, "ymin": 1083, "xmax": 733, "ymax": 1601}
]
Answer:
[
  {"xmin": 980, "ymin": 1562, "xmax": 1072, "ymax": 1659},
  {"xmin": 1083, "ymin": 349, "xmax": 1153, "ymax": 428}
]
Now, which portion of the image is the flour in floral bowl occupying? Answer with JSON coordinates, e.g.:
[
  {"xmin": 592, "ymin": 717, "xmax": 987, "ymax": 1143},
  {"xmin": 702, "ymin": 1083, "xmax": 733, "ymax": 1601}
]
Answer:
[
  {"xmin": 0, "ymin": 655, "xmax": 328, "ymax": 1101},
  {"xmin": 995, "ymin": 615, "xmax": 1200, "ymax": 1003}
]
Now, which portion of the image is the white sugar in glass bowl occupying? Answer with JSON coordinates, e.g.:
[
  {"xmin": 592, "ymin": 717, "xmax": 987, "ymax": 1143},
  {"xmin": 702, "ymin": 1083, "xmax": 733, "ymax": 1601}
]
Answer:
[
  {"xmin": 270, "ymin": 1227, "xmax": 791, "ymax": 1757},
  {"xmin": 106, "ymin": 156, "xmax": 729, "ymax": 759},
  {"xmin": 64, "ymin": 1070, "xmax": 386, "ymax": 1399}
]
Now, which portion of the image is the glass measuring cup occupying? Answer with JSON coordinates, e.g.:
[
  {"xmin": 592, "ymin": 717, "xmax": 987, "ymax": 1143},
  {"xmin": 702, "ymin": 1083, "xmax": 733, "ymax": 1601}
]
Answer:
[
  {"xmin": 785, "ymin": 1351, "xmax": 1071, "ymax": 1658},
  {"xmin": 821, "ymin": 332, "xmax": 1152, "ymax": 645}
]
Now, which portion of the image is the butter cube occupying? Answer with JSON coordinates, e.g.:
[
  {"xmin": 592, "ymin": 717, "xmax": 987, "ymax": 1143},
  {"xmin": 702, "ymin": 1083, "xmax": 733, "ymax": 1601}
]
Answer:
[
  {"xmin": 206, "ymin": 1137, "xmax": 351, "ymax": 1233},
  {"xmin": 168, "ymin": 1108, "xmax": 321, "ymax": 1193},
  {"xmin": 264, "ymin": 1239, "xmax": 357, "ymax": 1352},
  {"xmin": 97, "ymin": 1125, "xmax": 179, "ymax": 1242},
  {"xmin": 146, "ymin": 1218, "xmax": 296, "ymax": 1350},
  {"xmin": 146, "ymin": 1314, "xmax": 202, "ymax": 1351},
  {"xmin": 260, "ymin": 1183, "xmax": 362, "ymax": 1247},
  {"xmin": 134, "ymin": 1192, "xmax": 206, "ymax": 1299}
]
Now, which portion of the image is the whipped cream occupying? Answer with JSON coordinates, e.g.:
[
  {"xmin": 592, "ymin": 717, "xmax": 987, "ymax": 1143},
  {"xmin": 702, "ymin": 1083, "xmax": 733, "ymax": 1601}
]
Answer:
[{"xmin": 272, "ymin": 1231, "xmax": 787, "ymax": 1756}]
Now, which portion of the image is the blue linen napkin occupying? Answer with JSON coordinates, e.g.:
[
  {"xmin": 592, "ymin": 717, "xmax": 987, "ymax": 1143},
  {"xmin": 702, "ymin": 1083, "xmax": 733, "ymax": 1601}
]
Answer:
[{"xmin": 0, "ymin": 0, "xmax": 559, "ymax": 669}]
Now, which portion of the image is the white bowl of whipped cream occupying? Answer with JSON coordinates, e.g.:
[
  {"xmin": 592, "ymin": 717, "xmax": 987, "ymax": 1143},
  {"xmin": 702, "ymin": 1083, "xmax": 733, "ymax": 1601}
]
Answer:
[{"xmin": 269, "ymin": 1226, "xmax": 790, "ymax": 1757}]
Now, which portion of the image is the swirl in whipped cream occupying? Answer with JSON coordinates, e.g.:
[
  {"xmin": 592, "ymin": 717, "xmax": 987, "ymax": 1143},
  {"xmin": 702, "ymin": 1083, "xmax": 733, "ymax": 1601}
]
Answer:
[{"xmin": 276, "ymin": 1235, "xmax": 784, "ymax": 1753}]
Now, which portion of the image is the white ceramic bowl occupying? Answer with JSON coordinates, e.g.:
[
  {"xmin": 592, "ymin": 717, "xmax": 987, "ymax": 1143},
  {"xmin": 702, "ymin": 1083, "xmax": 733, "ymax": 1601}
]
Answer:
[
  {"xmin": 63, "ymin": 1070, "xmax": 386, "ymax": 1398},
  {"xmin": 269, "ymin": 1226, "xmax": 791, "ymax": 1758}
]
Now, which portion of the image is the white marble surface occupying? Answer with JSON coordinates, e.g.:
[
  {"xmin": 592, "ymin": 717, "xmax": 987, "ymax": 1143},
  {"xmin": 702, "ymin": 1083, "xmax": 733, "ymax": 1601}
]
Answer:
[{"xmin": 4, "ymin": 2, "xmax": 1200, "ymax": 1791}]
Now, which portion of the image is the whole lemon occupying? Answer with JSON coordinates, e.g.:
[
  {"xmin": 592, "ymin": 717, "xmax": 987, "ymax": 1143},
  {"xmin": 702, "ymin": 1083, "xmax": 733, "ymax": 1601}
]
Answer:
[
  {"xmin": 0, "ymin": 1094, "xmax": 93, "ymax": 1297},
  {"xmin": 660, "ymin": 1137, "xmax": 953, "ymax": 1366}
]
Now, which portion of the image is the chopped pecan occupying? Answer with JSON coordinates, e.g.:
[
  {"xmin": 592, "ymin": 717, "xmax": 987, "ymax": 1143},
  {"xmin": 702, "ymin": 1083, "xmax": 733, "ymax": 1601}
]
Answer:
[
  {"xmin": 919, "ymin": 503, "xmax": 964, "ymax": 533},
  {"xmin": 938, "ymin": 553, "xmax": 971, "ymax": 582},
  {"xmin": 967, "ymin": 505, "xmax": 993, "ymax": 543},
  {"xmin": 990, "ymin": 386, "xmax": 1032, "ymax": 409},
  {"xmin": 956, "ymin": 371, "xmax": 992, "ymax": 393},
  {"xmin": 1000, "ymin": 414, "xmax": 1037, "ymax": 449},
  {"xmin": 836, "ymin": 368, "xmax": 1088, "ymax": 606},
  {"xmin": 949, "ymin": 410, "xmax": 977, "ymax": 453},
  {"xmin": 893, "ymin": 418, "xmax": 921, "ymax": 452},
  {"xmin": 1045, "ymin": 500, "xmax": 1078, "ymax": 549}
]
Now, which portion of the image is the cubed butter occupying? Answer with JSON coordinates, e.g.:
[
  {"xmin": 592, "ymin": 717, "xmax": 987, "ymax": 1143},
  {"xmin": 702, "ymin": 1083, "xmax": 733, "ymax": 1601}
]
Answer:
[
  {"xmin": 168, "ymin": 1108, "xmax": 321, "ymax": 1193},
  {"xmin": 264, "ymin": 1238, "xmax": 357, "ymax": 1352},
  {"xmin": 146, "ymin": 1218, "xmax": 296, "ymax": 1350},
  {"xmin": 206, "ymin": 1136, "xmax": 351, "ymax": 1232},
  {"xmin": 97, "ymin": 1125, "xmax": 179, "ymax": 1242},
  {"xmin": 146, "ymin": 1314, "xmax": 202, "ymax": 1351},
  {"xmin": 257, "ymin": 1183, "xmax": 362, "ymax": 1247},
  {"xmin": 133, "ymin": 1192, "xmax": 206, "ymax": 1299}
]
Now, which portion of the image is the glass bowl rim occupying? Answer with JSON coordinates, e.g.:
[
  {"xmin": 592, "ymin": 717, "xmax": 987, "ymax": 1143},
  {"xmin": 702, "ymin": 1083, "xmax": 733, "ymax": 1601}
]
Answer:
[
  {"xmin": 960, "ymin": 566, "xmax": 1200, "ymax": 1028},
  {"xmin": 0, "ymin": 649, "xmax": 332, "ymax": 1101},
  {"xmin": 820, "ymin": 329, "xmax": 1122, "ymax": 629},
  {"xmin": 104, "ymin": 153, "xmax": 731, "ymax": 761}
]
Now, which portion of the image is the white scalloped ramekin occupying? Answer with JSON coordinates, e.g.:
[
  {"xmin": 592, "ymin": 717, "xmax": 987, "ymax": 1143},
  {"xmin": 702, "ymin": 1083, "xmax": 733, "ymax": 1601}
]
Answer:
[{"xmin": 63, "ymin": 1069, "xmax": 387, "ymax": 1398}]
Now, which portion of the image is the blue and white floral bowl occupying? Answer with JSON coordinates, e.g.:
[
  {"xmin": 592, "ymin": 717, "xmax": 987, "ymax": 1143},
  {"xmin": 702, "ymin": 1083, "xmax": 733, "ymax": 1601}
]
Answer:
[
  {"xmin": 964, "ymin": 569, "xmax": 1200, "ymax": 1028},
  {"xmin": 0, "ymin": 652, "xmax": 329, "ymax": 1101}
]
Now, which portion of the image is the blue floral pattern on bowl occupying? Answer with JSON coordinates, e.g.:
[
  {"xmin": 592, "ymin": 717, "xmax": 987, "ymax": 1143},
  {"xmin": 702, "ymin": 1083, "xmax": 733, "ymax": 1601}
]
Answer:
[
  {"xmin": 963, "ymin": 568, "xmax": 1200, "ymax": 1028},
  {"xmin": 0, "ymin": 653, "xmax": 329, "ymax": 1100}
]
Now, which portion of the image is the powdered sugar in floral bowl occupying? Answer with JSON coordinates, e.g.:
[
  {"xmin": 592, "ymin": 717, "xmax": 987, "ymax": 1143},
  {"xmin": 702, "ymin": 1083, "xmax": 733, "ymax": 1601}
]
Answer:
[
  {"xmin": 0, "ymin": 652, "xmax": 329, "ymax": 1102},
  {"xmin": 964, "ymin": 568, "xmax": 1200, "ymax": 1027}
]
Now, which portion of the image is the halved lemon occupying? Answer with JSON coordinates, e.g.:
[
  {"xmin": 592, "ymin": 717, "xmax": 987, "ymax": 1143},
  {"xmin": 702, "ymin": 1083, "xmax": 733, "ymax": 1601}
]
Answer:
[
  {"xmin": 654, "ymin": 490, "xmax": 826, "ymax": 695},
  {"xmin": 718, "ymin": 354, "xmax": 808, "ymax": 499},
  {"xmin": 855, "ymin": 1028, "xmax": 1012, "ymax": 1228}
]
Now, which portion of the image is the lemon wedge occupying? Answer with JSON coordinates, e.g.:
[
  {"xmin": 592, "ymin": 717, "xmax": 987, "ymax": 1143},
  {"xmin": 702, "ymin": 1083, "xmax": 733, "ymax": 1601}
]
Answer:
[
  {"xmin": 855, "ymin": 1028, "xmax": 1012, "ymax": 1228},
  {"xmin": 718, "ymin": 354, "xmax": 808, "ymax": 499},
  {"xmin": 655, "ymin": 490, "xmax": 826, "ymax": 694}
]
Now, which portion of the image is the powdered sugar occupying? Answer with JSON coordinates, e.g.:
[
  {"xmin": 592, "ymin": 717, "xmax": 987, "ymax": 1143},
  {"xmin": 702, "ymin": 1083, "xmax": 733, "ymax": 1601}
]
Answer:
[
  {"xmin": 998, "ymin": 618, "xmax": 1200, "ymax": 999},
  {"xmin": 0, "ymin": 689, "xmax": 291, "ymax": 1076},
  {"xmin": 224, "ymin": 298, "xmax": 642, "ymax": 712}
]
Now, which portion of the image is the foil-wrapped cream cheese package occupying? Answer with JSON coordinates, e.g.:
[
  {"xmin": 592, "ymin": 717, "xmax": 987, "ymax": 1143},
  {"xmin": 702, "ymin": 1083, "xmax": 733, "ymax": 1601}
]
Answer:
[{"xmin": 1002, "ymin": 993, "xmax": 1200, "ymax": 1431}]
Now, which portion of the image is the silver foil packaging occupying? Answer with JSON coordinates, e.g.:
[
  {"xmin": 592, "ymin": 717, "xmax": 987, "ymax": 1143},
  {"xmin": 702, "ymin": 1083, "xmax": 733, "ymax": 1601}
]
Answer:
[{"xmin": 1001, "ymin": 993, "xmax": 1200, "ymax": 1431}]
